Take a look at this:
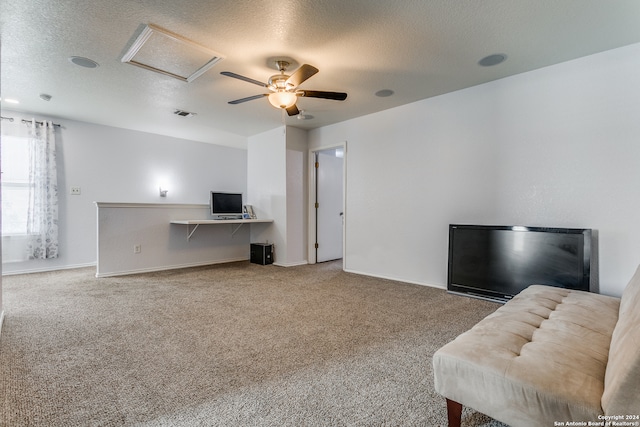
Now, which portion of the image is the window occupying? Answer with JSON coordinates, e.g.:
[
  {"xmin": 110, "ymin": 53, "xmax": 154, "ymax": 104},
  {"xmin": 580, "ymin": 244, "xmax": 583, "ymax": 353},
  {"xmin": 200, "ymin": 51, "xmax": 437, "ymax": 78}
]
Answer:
[
  {"xmin": 1, "ymin": 134, "xmax": 32, "ymax": 235},
  {"xmin": 1, "ymin": 118, "xmax": 58, "ymax": 261}
]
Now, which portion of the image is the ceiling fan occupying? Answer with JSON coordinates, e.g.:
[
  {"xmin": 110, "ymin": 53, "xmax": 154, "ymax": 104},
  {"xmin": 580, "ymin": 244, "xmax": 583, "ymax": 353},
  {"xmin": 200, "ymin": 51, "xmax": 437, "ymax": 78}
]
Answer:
[{"xmin": 221, "ymin": 60, "xmax": 347, "ymax": 116}]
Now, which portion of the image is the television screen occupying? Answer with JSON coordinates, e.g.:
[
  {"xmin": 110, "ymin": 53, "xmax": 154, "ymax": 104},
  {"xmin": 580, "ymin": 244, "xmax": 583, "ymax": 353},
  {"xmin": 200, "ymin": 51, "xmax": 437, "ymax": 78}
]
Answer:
[
  {"xmin": 210, "ymin": 192, "xmax": 243, "ymax": 218},
  {"xmin": 447, "ymin": 224, "xmax": 592, "ymax": 303}
]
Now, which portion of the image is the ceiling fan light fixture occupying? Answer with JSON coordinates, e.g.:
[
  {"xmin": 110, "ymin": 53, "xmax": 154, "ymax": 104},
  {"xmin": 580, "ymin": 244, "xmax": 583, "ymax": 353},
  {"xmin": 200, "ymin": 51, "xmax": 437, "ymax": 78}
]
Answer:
[
  {"xmin": 268, "ymin": 91, "xmax": 297, "ymax": 109},
  {"xmin": 268, "ymin": 74, "xmax": 292, "ymax": 91}
]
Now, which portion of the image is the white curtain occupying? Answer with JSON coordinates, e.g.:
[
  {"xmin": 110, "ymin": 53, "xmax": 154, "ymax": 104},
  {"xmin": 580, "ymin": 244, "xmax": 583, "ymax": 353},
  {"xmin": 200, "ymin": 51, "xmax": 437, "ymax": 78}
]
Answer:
[{"xmin": 26, "ymin": 119, "xmax": 59, "ymax": 259}]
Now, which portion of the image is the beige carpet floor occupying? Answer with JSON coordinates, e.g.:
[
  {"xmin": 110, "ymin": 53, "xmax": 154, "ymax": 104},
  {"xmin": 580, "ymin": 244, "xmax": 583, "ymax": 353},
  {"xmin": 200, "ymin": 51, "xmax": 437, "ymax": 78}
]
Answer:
[{"xmin": 0, "ymin": 260, "xmax": 508, "ymax": 426}]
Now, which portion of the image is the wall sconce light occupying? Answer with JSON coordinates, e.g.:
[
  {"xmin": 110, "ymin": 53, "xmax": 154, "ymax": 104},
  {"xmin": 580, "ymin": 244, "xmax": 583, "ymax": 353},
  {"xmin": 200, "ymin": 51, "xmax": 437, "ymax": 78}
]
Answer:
[{"xmin": 159, "ymin": 187, "xmax": 168, "ymax": 197}]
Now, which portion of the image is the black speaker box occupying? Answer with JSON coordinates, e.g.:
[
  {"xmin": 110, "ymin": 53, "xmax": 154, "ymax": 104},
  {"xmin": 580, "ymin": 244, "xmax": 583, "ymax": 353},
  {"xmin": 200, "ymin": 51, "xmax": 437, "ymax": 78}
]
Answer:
[{"xmin": 250, "ymin": 243, "xmax": 273, "ymax": 265}]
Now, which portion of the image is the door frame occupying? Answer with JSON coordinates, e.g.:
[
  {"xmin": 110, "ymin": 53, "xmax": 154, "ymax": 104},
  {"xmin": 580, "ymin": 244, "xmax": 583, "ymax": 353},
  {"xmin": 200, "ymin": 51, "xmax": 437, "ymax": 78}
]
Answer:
[{"xmin": 307, "ymin": 142, "xmax": 347, "ymax": 266}]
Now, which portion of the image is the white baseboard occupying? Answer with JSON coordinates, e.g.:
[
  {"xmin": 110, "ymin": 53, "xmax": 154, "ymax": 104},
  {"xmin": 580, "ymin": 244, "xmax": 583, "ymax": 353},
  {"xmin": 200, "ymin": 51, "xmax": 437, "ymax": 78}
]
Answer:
[
  {"xmin": 95, "ymin": 257, "xmax": 250, "ymax": 278},
  {"xmin": 0, "ymin": 309, "xmax": 5, "ymax": 338},
  {"xmin": 343, "ymin": 267, "xmax": 446, "ymax": 290},
  {"xmin": 273, "ymin": 260, "xmax": 309, "ymax": 268},
  {"xmin": 1, "ymin": 262, "xmax": 97, "ymax": 276}
]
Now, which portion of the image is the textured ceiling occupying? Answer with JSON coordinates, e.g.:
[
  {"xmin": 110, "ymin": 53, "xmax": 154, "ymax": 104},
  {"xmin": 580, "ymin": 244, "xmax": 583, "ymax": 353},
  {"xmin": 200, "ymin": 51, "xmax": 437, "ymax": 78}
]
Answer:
[{"xmin": 2, "ymin": 0, "xmax": 640, "ymax": 149}]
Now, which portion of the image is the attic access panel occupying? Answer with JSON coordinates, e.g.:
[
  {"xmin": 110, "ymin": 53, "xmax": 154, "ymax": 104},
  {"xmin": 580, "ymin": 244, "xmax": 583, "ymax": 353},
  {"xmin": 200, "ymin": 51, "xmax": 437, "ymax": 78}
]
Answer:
[{"xmin": 122, "ymin": 24, "xmax": 224, "ymax": 82}]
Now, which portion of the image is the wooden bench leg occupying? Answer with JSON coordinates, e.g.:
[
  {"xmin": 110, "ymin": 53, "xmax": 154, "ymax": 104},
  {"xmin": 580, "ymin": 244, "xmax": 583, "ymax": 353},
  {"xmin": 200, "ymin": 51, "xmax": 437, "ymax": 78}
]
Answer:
[{"xmin": 446, "ymin": 398, "xmax": 462, "ymax": 427}]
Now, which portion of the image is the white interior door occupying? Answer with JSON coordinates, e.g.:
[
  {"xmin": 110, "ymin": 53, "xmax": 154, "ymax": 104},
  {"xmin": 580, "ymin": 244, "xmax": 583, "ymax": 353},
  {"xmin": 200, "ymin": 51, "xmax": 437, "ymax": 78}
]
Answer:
[{"xmin": 316, "ymin": 149, "xmax": 344, "ymax": 262}]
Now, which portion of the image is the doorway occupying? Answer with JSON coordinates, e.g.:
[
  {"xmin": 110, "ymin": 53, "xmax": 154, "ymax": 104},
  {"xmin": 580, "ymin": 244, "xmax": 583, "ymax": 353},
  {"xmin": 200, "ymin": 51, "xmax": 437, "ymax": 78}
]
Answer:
[{"xmin": 313, "ymin": 147, "xmax": 345, "ymax": 263}]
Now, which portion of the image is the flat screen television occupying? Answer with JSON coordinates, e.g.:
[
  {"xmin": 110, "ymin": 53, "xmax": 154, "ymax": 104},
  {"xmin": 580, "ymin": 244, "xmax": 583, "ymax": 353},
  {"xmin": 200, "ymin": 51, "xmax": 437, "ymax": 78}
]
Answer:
[
  {"xmin": 210, "ymin": 192, "xmax": 243, "ymax": 219},
  {"xmin": 447, "ymin": 224, "xmax": 592, "ymax": 303}
]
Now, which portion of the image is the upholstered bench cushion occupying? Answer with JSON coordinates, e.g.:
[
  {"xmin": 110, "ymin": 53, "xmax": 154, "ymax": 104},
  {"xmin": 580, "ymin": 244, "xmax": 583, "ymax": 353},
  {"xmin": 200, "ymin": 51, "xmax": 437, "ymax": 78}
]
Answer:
[{"xmin": 433, "ymin": 285, "xmax": 620, "ymax": 427}]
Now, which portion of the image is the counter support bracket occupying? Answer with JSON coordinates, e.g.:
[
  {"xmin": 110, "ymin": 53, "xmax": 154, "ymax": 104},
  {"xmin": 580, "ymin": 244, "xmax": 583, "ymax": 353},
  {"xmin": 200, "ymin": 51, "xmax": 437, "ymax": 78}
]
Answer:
[
  {"xmin": 187, "ymin": 224, "xmax": 200, "ymax": 241},
  {"xmin": 231, "ymin": 223, "xmax": 244, "ymax": 237}
]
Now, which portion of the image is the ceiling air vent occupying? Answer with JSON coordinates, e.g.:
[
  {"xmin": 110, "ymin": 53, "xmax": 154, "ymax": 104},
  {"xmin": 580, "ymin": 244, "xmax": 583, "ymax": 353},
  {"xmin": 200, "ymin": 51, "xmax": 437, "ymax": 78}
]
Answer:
[
  {"xmin": 174, "ymin": 109, "xmax": 196, "ymax": 118},
  {"xmin": 122, "ymin": 24, "xmax": 224, "ymax": 83}
]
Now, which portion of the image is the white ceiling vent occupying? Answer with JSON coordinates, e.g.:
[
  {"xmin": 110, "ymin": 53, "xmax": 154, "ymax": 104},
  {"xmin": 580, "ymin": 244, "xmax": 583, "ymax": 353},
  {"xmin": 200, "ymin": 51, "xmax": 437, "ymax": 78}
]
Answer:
[
  {"xmin": 122, "ymin": 24, "xmax": 224, "ymax": 83},
  {"xmin": 174, "ymin": 109, "xmax": 196, "ymax": 117}
]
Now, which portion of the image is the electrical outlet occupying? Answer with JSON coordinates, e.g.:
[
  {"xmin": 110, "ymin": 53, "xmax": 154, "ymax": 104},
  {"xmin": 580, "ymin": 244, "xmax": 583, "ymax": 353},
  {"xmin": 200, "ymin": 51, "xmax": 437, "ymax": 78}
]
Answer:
[
  {"xmin": 70, "ymin": 187, "xmax": 81, "ymax": 195},
  {"xmin": 133, "ymin": 244, "xmax": 141, "ymax": 254}
]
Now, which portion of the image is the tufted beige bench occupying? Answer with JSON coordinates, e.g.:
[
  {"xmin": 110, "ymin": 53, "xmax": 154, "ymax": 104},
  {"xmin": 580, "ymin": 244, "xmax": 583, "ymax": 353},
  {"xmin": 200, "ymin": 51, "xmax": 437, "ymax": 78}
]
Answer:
[{"xmin": 433, "ymin": 265, "xmax": 640, "ymax": 427}]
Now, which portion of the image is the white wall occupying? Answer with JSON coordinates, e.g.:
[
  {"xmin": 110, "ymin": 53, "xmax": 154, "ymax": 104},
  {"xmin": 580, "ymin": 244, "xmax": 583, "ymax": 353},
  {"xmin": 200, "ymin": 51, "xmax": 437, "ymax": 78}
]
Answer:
[
  {"xmin": 5, "ymin": 42, "xmax": 640, "ymax": 295},
  {"xmin": 285, "ymin": 127, "xmax": 309, "ymax": 266},
  {"xmin": 1, "ymin": 111, "xmax": 247, "ymax": 275},
  {"xmin": 95, "ymin": 203, "xmax": 254, "ymax": 277},
  {"xmin": 246, "ymin": 126, "xmax": 309, "ymax": 267},
  {"xmin": 309, "ymin": 42, "xmax": 640, "ymax": 297},
  {"xmin": 0, "ymin": 203, "xmax": 3, "ymax": 335},
  {"xmin": 247, "ymin": 127, "xmax": 287, "ymax": 262}
]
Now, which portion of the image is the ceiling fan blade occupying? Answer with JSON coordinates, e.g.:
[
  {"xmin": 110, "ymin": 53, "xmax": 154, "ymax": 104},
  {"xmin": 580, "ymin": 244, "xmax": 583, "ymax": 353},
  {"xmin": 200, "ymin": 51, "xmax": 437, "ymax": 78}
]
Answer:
[
  {"xmin": 297, "ymin": 90, "xmax": 347, "ymax": 101},
  {"xmin": 221, "ymin": 71, "xmax": 268, "ymax": 88},
  {"xmin": 285, "ymin": 64, "xmax": 319, "ymax": 88},
  {"xmin": 228, "ymin": 94, "xmax": 268, "ymax": 104},
  {"xmin": 286, "ymin": 104, "xmax": 300, "ymax": 116}
]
